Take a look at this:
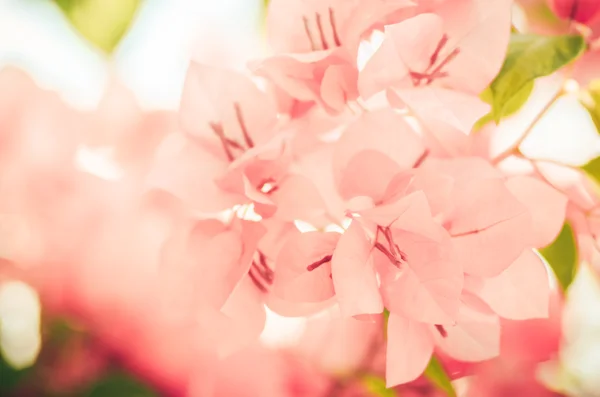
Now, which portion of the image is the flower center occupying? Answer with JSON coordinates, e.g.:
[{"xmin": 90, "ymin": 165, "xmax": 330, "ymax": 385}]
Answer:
[
  {"xmin": 208, "ymin": 102, "xmax": 254, "ymax": 162},
  {"xmin": 375, "ymin": 226, "xmax": 408, "ymax": 268},
  {"xmin": 409, "ymin": 34, "xmax": 460, "ymax": 87},
  {"xmin": 249, "ymin": 251, "xmax": 274, "ymax": 293}
]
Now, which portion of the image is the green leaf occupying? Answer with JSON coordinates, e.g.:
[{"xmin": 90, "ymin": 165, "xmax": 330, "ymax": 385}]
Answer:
[
  {"xmin": 0, "ymin": 355, "xmax": 32, "ymax": 393},
  {"xmin": 539, "ymin": 223, "xmax": 578, "ymax": 291},
  {"xmin": 580, "ymin": 80, "xmax": 600, "ymax": 133},
  {"xmin": 84, "ymin": 371, "xmax": 159, "ymax": 397},
  {"xmin": 489, "ymin": 33, "xmax": 585, "ymax": 121},
  {"xmin": 474, "ymin": 80, "xmax": 534, "ymax": 130},
  {"xmin": 362, "ymin": 374, "xmax": 397, "ymax": 397},
  {"xmin": 53, "ymin": 0, "xmax": 142, "ymax": 54},
  {"xmin": 383, "ymin": 309, "xmax": 390, "ymax": 339},
  {"xmin": 424, "ymin": 356, "xmax": 457, "ymax": 397},
  {"xmin": 582, "ymin": 156, "xmax": 600, "ymax": 184}
]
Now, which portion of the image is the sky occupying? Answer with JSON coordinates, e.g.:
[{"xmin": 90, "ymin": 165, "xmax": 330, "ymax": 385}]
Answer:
[{"xmin": 0, "ymin": 0, "xmax": 264, "ymax": 110}]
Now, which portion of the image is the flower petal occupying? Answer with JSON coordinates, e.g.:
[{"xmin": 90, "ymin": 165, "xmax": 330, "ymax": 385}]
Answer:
[
  {"xmin": 386, "ymin": 313, "xmax": 434, "ymax": 387},
  {"xmin": 331, "ymin": 220, "xmax": 383, "ymax": 317},
  {"xmin": 434, "ymin": 293, "xmax": 500, "ymax": 362},
  {"xmin": 448, "ymin": 178, "xmax": 533, "ymax": 277},
  {"xmin": 273, "ymin": 231, "xmax": 339, "ymax": 302},
  {"xmin": 477, "ymin": 250, "xmax": 550, "ymax": 320},
  {"xmin": 505, "ymin": 175, "xmax": 568, "ymax": 248}
]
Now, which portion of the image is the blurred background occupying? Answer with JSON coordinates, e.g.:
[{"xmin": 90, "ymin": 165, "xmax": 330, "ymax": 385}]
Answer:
[
  {"xmin": 0, "ymin": 0, "xmax": 265, "ymax": 110},
  {"xmin": 4, "ymin": 1, "xmax": 600, "ymax": 396},
  {"xmin": 0, "ymin": 1, "xmax": 267, "ymax": 395}
]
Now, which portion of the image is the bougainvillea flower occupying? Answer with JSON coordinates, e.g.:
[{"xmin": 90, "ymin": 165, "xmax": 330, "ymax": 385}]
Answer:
[
  {"xmin": 265, "ymin": 0, "xmax": 415, "ymax": 56},
  {"xmin": 359, "ymin": 0, "xmax": 512, "ymax": 98},
  {"xmin": 251, "ymin": 48, "xmax": 360, "ymax": 116},
  {"xmin": 273, "ymin": 230, "xmax": 340, "ymax": 303}
]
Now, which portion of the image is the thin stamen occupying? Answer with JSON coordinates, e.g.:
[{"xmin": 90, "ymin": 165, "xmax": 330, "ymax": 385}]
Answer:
[
  {"xmin": 252, "ymin": 261, "xmax": 274, "ymax": 284},
  {"xmin": 329, "ymin": 8, "xmax": 342, "ymax": 47},
  {"xmin": 382, "ymin": 227, "xmax": 403, "ymax": 260},
  {"xmin": 413, "ymin": 149, "xmax": 429, "ymax": 168},
  {"xmin": 234, "ymin": 103, "xmax": 254, "ymax": 149},
  {"xmin": 225, "ymin": 137, "xmax": 245, "ymax": 150},
  {"xmin": 258, "ymin": 252, "xmax": 274, "ymax": 282},
  {"xmin": 374, "ymin": 242, "xmax": 401, "ymax": 268},
  {"xmin": 429, "ymin": 34, "xmax": 449, "ymax": 70},
  {"xmin": 249, "ymin": 268, "xmax": 268, "ymax": 293},
  {"xmin": 209, "ymin": 122, "xmax": 235, "ymax": 162},
  {"xmin": 435, "ymin": 324, "xmax": 448, "ymax": 338},
  {"xmin": 307, "ymin": 254, "xmax": 333, "ymax": 271},
  {"xmin": 426, "ymin": 48, "xmax": 460, "ymax": 84},
  {"xmin": 303, "ymin": 16, "xmax": 317, "ymax": 51},
  {"xmin": 315, "ymin": 13, "xmax": 329, "ymax": 50}
]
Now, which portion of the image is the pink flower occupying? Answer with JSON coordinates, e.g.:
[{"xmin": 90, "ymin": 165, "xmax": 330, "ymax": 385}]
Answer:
[
  {"xmin": 254, "ymin": 0, "xmax": 417, "ymax": 116},
  {"xmin": 359, "ymin": 0, "xmax": 513, "ymax": 98},
  {"xmin": 548, "ymin": 0, "xmax": 600, "ymax": 24}
]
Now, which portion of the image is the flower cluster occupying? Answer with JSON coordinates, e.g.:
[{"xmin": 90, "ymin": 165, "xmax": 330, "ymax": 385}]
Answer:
[
  {"xmin": 145, "ymin": 0, "xmax": 569, "ymax": 387},
  {"xmin": 8, "ymin": 0, "xmax": 600, "ymax": 395}
]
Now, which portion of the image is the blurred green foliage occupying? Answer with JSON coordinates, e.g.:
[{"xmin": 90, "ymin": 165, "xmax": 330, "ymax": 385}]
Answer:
[
  {"xmin": 53, "ymin": 0, "xmax": 142, "ymax": 54},
  {"xmin": 83, "ymin": 372, "xmax": 159, "ymax": 397},
  {"xmin": 580, "ymin": 80, "xmax": 600, "ymax": 133},
  {"xmin": 424, "ymin": 356, "xmax": 457, "ymax": 397},
  {"xmin": 487, "ymin": 33, "xmax": 585, "ymax": 121},
  {"xmin": 0, "ymin": 355, "xmax": 33, "ymax": 394},
  {"xmin": 539, "ymin": 223, "xmax": 578, "ymax": 291},
  {"xmin": 362, "ymin": 374, "xmax": 397, "ymax": 397},
  {"xmin": 1, "ymin": 317, "xmax": 158, "ymax": 396},
  {"xmin": 475, "ymin": 81, "xmax": 534, "ymax": 130}
]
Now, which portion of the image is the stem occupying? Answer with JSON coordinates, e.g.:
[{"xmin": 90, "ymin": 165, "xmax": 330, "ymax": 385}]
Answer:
[{"xmin": 492, "ymin": 87, "xmax": 564, "ymax": 165}]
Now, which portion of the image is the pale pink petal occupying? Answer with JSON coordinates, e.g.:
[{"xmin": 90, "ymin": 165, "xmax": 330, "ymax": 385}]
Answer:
[
  {"xmin": 218, "ymin": 276, "xmax": 268, "ymax": 357},
  {"xmin": 320, "ymin": 64, "xmax": 359, "ymax": 112},
  {"xmin": 447, "ymin": 178, "xmax": 529, "ymax": 235},
  {"xmin": 331, "ymin": 220, "xmax": 383, "ymax": 317},
  {"xmin": 341, "ymin": 0, "xmax": 417, "ymax": 54},
  {"xmin": 297, "ymin": 308, "xmax": 382, "ymax": 374},
  {"xmin": 339, "ymin": 150, "xmax": 403, "ymax": 202},
  {"xmin": 381, "ymin": 169, "xmax": 454, "ymax": 217},
  {"xmin": 273, "ymin": 231, "xmax": 339, "ymax": 302},
  {"xmin": 251, "ymin": 49, "xmax": 358, "ymax": 114},
  {"xmin": 381, "ymin": 229, "xmax": 463, "ymax": 325},
  {"xmin": 333, "ymin": 109, "xmax": 424, "ymax": 187},
  {"xmin": 421, "ymin": 157, "xmax": 503, "ymax": 185},
  {"xmin": 186, "ymin": 222, "xmax": 244, "ymax": 308},
  {"xmin": 251, "ymin": 54, "xmax": 322, "ymax": 103},
  {"xmin": 180, "ymin": 62, "xmax": 277, "ymax": 147},
  {"xmin": 266, "ymin": 0, "xmax": 355, "ymax": 54},
  {"xmin": 147, "ymin": 134, "xmax": 245, "ymax": 212},
  {"xmin": 434, "ymin": 293, "xmax": 500, "ymax": 362},
  {"xmin": 359, "ymin": 191, "xmax": 442, "ymax": 241},
  {"xmin": 447, "ymin": 178, "xmax": 533, "ymax": 277},
  {"xmin": 505, "ymin": 175, "xmax": 568, "ymax": 248},
  {"xmin": 477, "ymin": 250, "xmax": 550, "ymax": 320},
  {"xmin": 439, "ymin": 0, "xmax": 513, "ymax": 94},
  {"xmin": 294, "ymin": 142, "xmax": 348, "ymax": 222},
  {"xmin": 389, "ymin": 86, "xmax": 490, "ymax": 157},
  {"xmin": 269, "ymin": 174, "xmax": 328, "ymax": 223},
  {"xmin": 358, "ymin": 13, "xmax": 444, "ymax": 98},
  {"xmin": 386, "ymin": 313, "xmax": 434, "ymax": 387}
]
